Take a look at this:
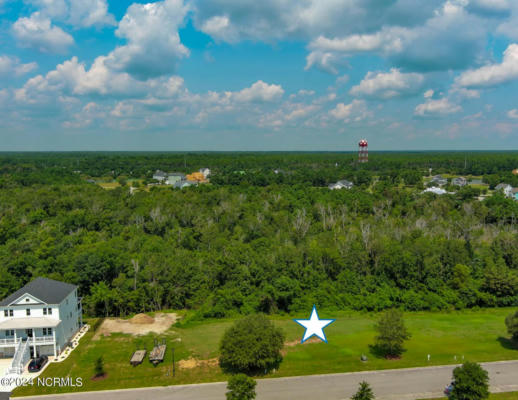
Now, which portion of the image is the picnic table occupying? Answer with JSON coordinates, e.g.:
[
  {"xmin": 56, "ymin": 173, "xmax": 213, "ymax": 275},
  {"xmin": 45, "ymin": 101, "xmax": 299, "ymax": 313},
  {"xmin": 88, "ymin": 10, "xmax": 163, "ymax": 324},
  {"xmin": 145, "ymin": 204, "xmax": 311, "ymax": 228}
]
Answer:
[
  {"xmin": 130, "ymin": 350, "xmax": 146, "ymax": 366},
  {"xmin": 149, "ymin": 341, "xmax": 167, "ymax": 366}
]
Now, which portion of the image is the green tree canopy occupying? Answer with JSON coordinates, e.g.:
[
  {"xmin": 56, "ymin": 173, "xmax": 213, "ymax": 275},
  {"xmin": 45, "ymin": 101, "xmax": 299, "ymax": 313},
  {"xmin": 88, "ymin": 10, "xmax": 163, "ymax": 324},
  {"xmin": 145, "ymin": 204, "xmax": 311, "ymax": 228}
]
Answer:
[
  {"xmin": 219, "ymin": 314, "xmax": 285, "ymax": 374},
  {"xmin": 351, "ymin": 381, "xmax": 375, "ymax": 400},
  {"xmin": 226, "ymin": 374, "xmax": 257, "ymax": 400},
  {"xmin": 373, "ymin": 309, "xmax": 411, "ymax": 358},
  {"xmin": 450, "ymin": 362, "xmax": 489, "ymax": 400},
  {"xmin": 505, "ymin": 310, "xmax": 518, "ymax": 340}
]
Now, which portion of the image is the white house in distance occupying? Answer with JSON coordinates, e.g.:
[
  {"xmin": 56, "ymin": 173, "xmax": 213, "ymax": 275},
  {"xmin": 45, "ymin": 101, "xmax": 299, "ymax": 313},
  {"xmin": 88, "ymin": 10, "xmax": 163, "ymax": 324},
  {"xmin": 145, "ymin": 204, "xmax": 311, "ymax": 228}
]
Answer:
[
  {"xmin": 423, "ymin": 187, "xmax": 447, "ymax": 195},
  {"xmin": 0, "ymin": 278, "xmax": 82, "ymax": 367},
  {"xmin": 329, "ymin": 180, "xmax": 354, "ymax": 190},
  {"xmin": 495, "ymin": 183, "xmax": 513, "ymax": 198}
]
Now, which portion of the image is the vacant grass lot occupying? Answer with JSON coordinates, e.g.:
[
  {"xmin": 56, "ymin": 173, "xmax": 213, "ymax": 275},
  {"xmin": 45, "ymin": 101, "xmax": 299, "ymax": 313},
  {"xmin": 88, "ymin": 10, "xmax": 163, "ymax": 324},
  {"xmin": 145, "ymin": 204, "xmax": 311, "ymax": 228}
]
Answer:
[{"xmin": 14, "ymin": 308, "xmax": 518, "ymax": 396}]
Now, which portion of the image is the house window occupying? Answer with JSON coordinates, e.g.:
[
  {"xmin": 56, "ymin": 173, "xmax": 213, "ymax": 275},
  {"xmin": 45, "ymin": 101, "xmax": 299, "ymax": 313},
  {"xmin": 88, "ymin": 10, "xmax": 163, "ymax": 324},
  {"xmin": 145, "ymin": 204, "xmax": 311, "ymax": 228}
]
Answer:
[
  {"xmin": 42, "ymin": 328, "xmax": 52, "ymax": 336},
  {"xmin": 26, "ymin": 329, "xmax": 33, "ymax": 337},
  {"xmin": 48, "ymin": 308, "xmax": 52, "ymax": 315},
  {"xmin": 43, "ymin": 308, "xmax": 47, "ymax": 315},
  {"xmin": 26, "ymin": 309, "xmax": 31, "ymax": 316},
  {"xmin": 43, "ymin": 307, "xmax": 52, "ymax": 315},
  {"xmin": 25, "ymin": 298, "xmax": 30, "ymax": 302},
  {"xmin": 5, "ymin": 330, "xmax": 14, "ymax": 337},
  {"xmin": 9, "ymin": 310, "xmax": 13, "ymax": 317},
  {"xmin": 3, "ymin": 310, "xmax": 7, "ymax": 317}
]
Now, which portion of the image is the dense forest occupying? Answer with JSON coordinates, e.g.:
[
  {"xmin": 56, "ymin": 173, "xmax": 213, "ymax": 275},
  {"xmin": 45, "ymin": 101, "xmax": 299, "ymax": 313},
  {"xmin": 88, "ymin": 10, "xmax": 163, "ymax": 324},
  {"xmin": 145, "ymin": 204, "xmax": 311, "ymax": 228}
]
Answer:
[{"xmin": 1, "ymin": 152, "xmax": 518, "ymax": 318}]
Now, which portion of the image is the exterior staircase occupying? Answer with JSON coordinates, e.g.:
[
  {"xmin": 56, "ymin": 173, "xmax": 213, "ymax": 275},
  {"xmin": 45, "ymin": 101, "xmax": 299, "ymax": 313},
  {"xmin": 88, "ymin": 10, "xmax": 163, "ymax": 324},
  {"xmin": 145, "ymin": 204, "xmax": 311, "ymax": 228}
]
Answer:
[{"xmin": 6, "ymin": 339, "xmax": 30, "ymax": 375}]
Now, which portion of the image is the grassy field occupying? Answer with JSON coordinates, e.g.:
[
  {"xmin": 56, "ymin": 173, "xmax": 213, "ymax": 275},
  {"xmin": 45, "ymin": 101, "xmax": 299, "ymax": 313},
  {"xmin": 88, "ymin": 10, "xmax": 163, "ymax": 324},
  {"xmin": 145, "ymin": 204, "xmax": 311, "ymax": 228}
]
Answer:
[{"xmin": 14, "ymin": 308, "xmax": 518, "ymax": 396}]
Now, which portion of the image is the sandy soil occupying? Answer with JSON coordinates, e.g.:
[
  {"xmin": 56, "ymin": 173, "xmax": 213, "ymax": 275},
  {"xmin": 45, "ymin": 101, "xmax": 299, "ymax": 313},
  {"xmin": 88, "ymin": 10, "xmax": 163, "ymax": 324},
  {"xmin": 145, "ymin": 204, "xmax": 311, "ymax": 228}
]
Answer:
[
  {"xmin": 178, "ymin": 357, "xmax": 219, "ymax": 369},
  {"xmin": 93, "ymin": 313, "xmax": 177, "ymax": 339}
]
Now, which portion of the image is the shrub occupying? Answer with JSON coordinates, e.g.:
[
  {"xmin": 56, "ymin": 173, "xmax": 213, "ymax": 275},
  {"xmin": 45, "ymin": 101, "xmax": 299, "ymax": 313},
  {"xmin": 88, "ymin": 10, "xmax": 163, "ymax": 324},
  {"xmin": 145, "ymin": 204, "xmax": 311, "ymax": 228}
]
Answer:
[
  {"xmin": 373, "ymin": 309, "xmax": 411, "ymax": 358},
  {"xmin": 219, "ymin": 314, "xmax": 285, "ymax": 374},
  {"xmin": 94, "ymin": 356, "xmax": 105, "ymax": 377},
  {"xmin": 351, "ymin": 381, "xmax": 375, "ymax": 400},
  {"xmin": 226, "ymin": 374, "xmax": 257, "ymax": 400},
  {"xmin": 505, "ymin": 310, "xmax": 518, "ymax": 340},
  {"xmin": 450, "ymin": 362, "xmax": 489, "ymax": 400}
]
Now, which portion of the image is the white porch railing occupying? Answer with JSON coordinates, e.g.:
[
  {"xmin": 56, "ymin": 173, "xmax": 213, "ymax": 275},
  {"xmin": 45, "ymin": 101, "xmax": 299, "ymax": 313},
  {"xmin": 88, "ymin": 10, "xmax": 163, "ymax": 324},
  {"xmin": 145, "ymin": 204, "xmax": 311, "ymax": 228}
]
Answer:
[
  {"xmin": 0, "ymin": 338, "xmax": 17, "ymax": 346},
  {"xmin": 0, "ymin": 336, "xmax": 54, "ymax": 346},
  {"xmin": 31, "ymin": 336, "xmax": 55, "ymax": 345},
  {"xmin": 7, "ymin": 339, "xmax": 30, "ymax": 375}
]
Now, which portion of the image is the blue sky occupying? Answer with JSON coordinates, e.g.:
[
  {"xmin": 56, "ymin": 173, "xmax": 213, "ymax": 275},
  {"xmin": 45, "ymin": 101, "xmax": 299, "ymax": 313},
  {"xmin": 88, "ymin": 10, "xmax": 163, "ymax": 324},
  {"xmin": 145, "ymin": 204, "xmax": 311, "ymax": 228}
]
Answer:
[{"xmin": 1, "ymin": 0, "xmax": 518, "ymax": 151}]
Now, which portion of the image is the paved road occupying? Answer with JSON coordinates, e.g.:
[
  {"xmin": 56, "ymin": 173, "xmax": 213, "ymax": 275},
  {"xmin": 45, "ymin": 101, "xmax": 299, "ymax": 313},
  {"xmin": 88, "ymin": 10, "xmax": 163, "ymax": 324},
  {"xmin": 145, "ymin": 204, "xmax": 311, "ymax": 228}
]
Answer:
[{"xmin": 14, "ymin": 361, "xmax": 518, "ymax": 400}]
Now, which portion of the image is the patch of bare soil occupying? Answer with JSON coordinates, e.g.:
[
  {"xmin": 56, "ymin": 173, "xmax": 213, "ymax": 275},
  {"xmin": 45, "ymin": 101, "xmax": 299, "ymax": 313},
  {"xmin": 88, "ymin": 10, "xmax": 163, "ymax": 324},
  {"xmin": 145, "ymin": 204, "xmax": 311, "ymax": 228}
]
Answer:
[
  {"xmin": 282, "ymin": 337, "xmax": 323, "ymax": 355},
  {"xmin": 284, "ymin": 337, "xmax": 322, "ymax": 347},
  {"xmin": 93, "ymin": 313, "xmax": 177, "ymax": 340},
  {"xmin": 130, "ymin": 313, "xmax": 155, "ymax": 324},
  {"xmin": 178, "ymin": 357, "xmax": 219, "ymax": 369},
  {"xmin": 91, "ymin": 373, "xmax": 108, "ymax": 381}
]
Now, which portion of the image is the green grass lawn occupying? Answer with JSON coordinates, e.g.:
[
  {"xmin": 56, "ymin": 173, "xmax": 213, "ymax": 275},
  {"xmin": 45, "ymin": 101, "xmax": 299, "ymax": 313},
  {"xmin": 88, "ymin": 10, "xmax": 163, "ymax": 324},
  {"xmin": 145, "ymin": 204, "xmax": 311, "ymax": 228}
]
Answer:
[{"xmin": 14, "ymin": 308, "xmax": 518, "ymax": 397}]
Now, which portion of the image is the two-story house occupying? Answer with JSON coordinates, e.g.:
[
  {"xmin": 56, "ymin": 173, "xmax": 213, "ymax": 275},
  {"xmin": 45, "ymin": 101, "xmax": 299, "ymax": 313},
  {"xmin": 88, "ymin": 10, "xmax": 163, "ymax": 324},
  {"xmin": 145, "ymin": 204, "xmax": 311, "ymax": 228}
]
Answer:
[{"xmin": 0, "ymin": 278, "xmax": 82, "ymax": 363}]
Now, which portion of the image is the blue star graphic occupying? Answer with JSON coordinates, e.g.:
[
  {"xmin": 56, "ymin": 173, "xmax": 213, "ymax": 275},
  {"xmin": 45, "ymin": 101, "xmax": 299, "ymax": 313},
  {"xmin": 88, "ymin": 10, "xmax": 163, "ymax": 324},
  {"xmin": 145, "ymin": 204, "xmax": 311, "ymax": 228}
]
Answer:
[{"xmin": 294, "ymin": 305, "xmax": 335, "ymax": 343}]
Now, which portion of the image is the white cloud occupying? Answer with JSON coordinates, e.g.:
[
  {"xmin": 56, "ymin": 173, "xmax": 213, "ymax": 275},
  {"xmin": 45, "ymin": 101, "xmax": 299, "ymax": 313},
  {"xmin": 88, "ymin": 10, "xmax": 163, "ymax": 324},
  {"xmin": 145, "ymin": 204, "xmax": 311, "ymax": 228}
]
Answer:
[
  {"xmin": 450, "ymin": 87, "xmax": 480, "ymax": 99},
  {"xmin": 305, "ymin": 1, "xmax": 486, "ymax": 74},
  {"xmin": 68, "ymin": 0, "xmax": 115, "ymax": 27},
  {"xmin": 305, "ymin": 30, "xmax": 405, "ymax": 72},
  {"xmin": 24, "ymin": 0, "xmax": 115, "ymax": 27},
  {"xmin": 12, "ymin": 12, "xmax": 74, "ymax": 53},
  {"xmin": 424, "ymin": 89, "xmax": 434, "ymax": 98},
  {"xmin": 0, "ymin": 55, "xmax": 37, "ymax": 76},
  {"xmin": 329, "ymin": 99, "xmax": 371, "ymax": 122},
  {"xmin": 508, "ymin": 109, "xmax": 518, "ymax": 119},
  {"xmin": 350, "ymin": 68, "xmax": 424, "ymax": 99},
  {"xmin": 336, "ymin": 74, "xmax": 349, "ymax": 85},
  {"xmin": 194, "ymin": 0, "xmax": 437, "ymax": 43},
  {"xmin": 106, "ymin": 0, "xmax": 190, "ymax": 80},
  {"xmin": 456, "ymin": 44, "xmax": 518, "ymax": 87},
  {"xmin": 15, "ymin": 56, "xmax": 187, "ymax": 100},
  {"xmin": 232, "ymin": 80, "xmax": 284, "ymax": 102},
  {"xmin": 285, "ymin": 104, "xmax": 319, "ymax": 121},
  {"xmin": 414, "ymin": 98, "xmax": 462, "ymax": 117}
]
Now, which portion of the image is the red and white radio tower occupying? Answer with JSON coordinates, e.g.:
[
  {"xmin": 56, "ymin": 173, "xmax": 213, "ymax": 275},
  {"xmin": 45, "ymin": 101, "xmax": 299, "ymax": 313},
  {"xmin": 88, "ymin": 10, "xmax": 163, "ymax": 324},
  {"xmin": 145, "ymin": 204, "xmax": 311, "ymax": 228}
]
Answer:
[{"xmin": 358, "ymin": 139, "xmax": 368, "ymax": 163}]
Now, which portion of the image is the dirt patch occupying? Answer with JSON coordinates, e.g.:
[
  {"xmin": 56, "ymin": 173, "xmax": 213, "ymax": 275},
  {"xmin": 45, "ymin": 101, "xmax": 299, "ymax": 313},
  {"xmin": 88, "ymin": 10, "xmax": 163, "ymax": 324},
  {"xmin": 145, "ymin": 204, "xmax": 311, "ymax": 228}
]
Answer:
[
  {"xmin": 284, "ymin": 337, "xmax": 322, "ymax": 347},
  {"xmin": 91, "ymin": 373, "xmax": 108, "ymax": 381},
  {"xmin": 93, "ymin": 313, "xmax": 177, "ymax": 339},
  {"xmin": 282, "ymin": 337, "xmax": 323, "ymax": 356},
  {"xmin": 130, "ymin": 314, "xmax": 155, "ymax": 324},
  {"xmin": 178, "ymin": 357, "xmax": 219, "ymax": 369}
]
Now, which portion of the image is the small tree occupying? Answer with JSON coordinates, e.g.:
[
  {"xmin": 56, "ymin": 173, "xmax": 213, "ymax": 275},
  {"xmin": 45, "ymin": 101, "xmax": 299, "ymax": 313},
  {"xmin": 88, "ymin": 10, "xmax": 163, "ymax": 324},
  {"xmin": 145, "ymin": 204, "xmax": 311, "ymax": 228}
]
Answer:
[
  {"xmin": 351, "ymin": 381, "xmax": 375, "ymax": 400},
  {"xmin": 94, "ymin": 356, "xmax": 105, "ymax": 377},
  {"xmin": 373, "ymin": 309, "xmax": 411, "ymax": 358},
  {"xmin": 219, "ymin": 314, "xmax": 285, "ymax": 374},
  {"xmin": 226, "ymin": 374, "xmax": 257, "ymax": 400},
  {"xmin": 505, "ymin": 310, "xmax": 518, "ymax": 340},
  {"xmin": 450, "ymin": 362, "xmax": 489, "ymax": 400}
]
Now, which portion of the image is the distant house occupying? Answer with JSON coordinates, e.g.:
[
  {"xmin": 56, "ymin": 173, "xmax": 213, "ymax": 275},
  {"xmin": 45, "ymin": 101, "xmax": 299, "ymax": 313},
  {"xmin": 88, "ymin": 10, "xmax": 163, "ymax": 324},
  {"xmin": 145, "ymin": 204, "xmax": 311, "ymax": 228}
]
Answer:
[
  {"xmin": 329, "ymin": 180, "xmax": 354, "ymax": 190},
  {"xmin": 423, "ymin": 187, "xmax": 447, "ymax": 195},
  {"xmin": 512, "ymin": 188, "xmax": 518, "ymax": 201},
  {"xmin": 186, "ymin": 172, "xmax": 207, "ymax": 183},
  {"xmin": 165, "ymin": 173, "xmax": 185, "ymax": 186},
  {"xmin": 152, "ymin": 170, "xmax": 167, "ymax": 182},
  {"xmin": 495, "ymin": 183, "xmax": 513, "ymax": 198},
  {"xmin": 199, "ymin": 168, "xmax": 211, "ymax": 178},
  {"xmin": 452, "ymin": 177, "xmax": 467, "ymax": 187},
  {"xmin": 174, "ymin": 180, "xmax": 197, "ymax": 189},
  {"xmin": 431, "ymin": 175, "xmax": 447, "ymax": 186}
]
